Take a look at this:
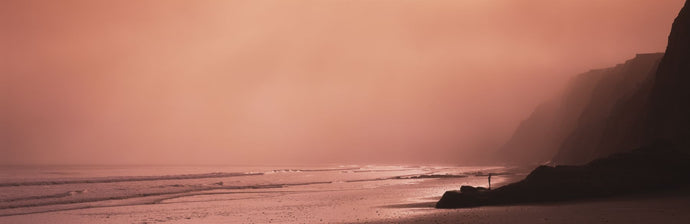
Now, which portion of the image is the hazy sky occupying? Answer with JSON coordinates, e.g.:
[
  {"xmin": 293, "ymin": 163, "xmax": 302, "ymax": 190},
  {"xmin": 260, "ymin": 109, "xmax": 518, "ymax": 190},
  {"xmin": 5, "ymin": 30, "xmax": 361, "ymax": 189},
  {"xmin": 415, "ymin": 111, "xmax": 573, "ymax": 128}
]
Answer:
[{"xmin": 1, "ymin": 0, "xmax": 684, "ymax": 165}]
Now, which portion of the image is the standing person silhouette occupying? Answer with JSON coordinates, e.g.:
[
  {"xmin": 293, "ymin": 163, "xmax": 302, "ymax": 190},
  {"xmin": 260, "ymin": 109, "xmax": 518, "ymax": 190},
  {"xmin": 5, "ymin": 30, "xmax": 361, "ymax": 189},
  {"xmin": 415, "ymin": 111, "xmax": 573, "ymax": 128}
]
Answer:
[{"xmin": 488, "ymin": 173, "xmax": 492, "ymax": 190}]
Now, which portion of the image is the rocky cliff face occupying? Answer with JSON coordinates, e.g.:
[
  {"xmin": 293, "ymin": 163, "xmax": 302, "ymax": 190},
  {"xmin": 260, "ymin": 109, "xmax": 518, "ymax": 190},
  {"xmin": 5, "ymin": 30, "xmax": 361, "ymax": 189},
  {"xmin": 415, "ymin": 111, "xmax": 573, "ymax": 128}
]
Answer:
[
  {"xmin": 500, "ymin": 54, "xmax": 663, "ymax": 165},
  {"xmin": 555, "ymin": 0, "xmax": 690, "ymax": 164},
  {"xmin": 502, "ymin": 1, "xmax": 689, "ymax": 165},
  {"xmin": 553, "ymin": 53, "xmax": 664, "ymax": 164},
  {"xmin": 647, "ymin": 0, "xmax": 690, "ymax": 151},
  {"xmin": 438, "ymin": 0, "xmax": 690, "ymax": 209},
  {"xmin": 498, "ymin": 70, "xmax": 607, "ymax": 164}
]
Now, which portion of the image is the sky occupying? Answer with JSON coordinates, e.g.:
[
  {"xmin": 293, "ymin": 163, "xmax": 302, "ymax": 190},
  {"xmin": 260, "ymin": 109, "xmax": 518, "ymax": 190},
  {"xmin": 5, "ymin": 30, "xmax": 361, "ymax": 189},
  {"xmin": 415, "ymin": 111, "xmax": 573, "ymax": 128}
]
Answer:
[{"xmin": 0, "ymin": 0, "xmax": 685, "ymax": 165}]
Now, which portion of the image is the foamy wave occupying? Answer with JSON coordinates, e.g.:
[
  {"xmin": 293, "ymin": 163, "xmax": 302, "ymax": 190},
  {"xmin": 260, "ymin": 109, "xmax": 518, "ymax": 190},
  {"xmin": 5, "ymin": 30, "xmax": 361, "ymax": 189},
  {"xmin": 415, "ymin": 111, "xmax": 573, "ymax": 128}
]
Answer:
[
  {"xmin": 0, "ymin": 172, "xmax": 262, "ymax": 187},
  {"xmin": 0, "ymin": 183, "xmax": 287, "ymax": 211},
  {"xmin": 0, "ymin": 190, "xmax": 88, "ymax": 203},
  {"xmin": 393, "ymin": 174, "xmax": 468, "ymax": 179},
  {"xmin": 266, "ymin": 167, "xmax": 359, "ymax": 174}
]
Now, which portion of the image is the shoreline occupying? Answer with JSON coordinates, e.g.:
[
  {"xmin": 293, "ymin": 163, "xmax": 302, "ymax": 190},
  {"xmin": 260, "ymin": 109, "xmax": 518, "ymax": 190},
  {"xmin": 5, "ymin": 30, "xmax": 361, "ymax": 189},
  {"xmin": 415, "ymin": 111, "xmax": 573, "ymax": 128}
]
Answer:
[{"xmin": 0, "ymin": 165, "xmax": 519, "ymax": 223}]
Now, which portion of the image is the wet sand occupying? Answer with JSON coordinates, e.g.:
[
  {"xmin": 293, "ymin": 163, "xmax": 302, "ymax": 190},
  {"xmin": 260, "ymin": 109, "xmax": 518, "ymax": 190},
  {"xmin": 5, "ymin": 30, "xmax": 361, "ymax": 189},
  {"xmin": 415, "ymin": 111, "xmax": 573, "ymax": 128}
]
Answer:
[{"xmin": 364, "ymin": 188, "xmax": 690, "ymax": 224}]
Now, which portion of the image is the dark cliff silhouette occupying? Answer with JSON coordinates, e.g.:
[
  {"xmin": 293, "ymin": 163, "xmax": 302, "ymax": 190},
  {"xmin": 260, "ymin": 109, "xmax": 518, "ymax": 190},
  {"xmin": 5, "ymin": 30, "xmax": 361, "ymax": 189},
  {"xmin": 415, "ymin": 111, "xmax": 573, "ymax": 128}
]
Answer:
[
  {"xmin": 555, "ymin": 0, "xmax": 690, "ymax": 164},
  {"xmin": 647, "ymin": 0, "xmax": 690, "ymax": 153},
  {"xmin": 499, "ymin": 54, "xmax": 663, "ymax": 164},
  {"xmin": 498, "ymin": 71, "xmax": 605, "ymax": 164},
  {"xmin": 553, "ymin": 53, "xmax": 664, "ymax": 164},
  {"xmin": 439, "ymin": 1, "xmax": 690, "ymax": 208}
]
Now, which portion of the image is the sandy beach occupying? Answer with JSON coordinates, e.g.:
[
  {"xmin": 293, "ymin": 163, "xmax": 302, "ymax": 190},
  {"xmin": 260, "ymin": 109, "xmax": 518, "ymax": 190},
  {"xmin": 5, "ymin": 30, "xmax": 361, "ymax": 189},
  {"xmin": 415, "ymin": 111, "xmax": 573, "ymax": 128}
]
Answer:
[{"xmin": 366, "ymin": 188, "xmax": 690, "ymax": 224}]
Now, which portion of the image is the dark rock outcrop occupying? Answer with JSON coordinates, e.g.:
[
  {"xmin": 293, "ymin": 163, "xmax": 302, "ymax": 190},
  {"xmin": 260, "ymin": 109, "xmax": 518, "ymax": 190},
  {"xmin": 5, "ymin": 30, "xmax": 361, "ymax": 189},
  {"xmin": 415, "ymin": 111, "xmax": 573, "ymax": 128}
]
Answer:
[
  {"xmin": 460, "ymin": 185, "xmax": 487, "ymax": 193},
  {"xmin": 437, "ymin": 143, "xmax": 690, "ymax": 208}
]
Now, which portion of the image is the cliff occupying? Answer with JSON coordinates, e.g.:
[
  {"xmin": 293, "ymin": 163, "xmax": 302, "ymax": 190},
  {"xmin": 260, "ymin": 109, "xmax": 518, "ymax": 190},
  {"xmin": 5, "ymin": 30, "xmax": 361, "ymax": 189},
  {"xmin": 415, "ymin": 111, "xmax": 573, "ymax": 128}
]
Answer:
[
  {"xmin": 553, "ymin": 53, "xmax": 664, "ymax": 164},
  {"xmin": 498, "ymin": 71, "xmax": 607, "ymax": 164},
  {"xmin": 647, "ymin": 0, "xmax": 690, "ymax": 151},
  {"xmin": 555, "ymin": 0, "xmax": 690, "ymax": 164},
  {"xmin": 500, "ymin": 53, "xmax": 663, "ymax": 165},
  {"xmin": 438, "ymin": 0, "xmax": 690, "ymax": 208}
]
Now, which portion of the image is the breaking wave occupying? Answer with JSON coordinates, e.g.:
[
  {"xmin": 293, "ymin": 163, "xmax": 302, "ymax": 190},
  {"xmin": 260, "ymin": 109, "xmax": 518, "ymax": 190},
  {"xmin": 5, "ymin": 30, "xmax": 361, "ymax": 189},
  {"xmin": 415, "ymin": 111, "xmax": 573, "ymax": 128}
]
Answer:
[{"xmin": 0, "ymin": 172, "xmax": 262, "ymax": 187}]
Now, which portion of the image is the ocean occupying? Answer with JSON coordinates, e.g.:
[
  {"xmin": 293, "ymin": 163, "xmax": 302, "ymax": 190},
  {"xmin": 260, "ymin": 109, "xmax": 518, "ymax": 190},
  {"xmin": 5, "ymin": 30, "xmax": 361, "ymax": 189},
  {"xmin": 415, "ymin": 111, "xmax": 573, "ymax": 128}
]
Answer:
[{"xmin": 0, "ymin": 165, "xmax": 521, "ymax": 223}]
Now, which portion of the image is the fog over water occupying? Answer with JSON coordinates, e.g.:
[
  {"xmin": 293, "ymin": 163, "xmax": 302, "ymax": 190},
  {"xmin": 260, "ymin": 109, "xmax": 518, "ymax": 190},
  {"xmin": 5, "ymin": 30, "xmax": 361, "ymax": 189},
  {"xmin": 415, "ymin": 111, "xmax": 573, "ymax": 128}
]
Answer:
[{"xmin": 1, "ymin": 0, "xmax": 684, "ymax": 165}]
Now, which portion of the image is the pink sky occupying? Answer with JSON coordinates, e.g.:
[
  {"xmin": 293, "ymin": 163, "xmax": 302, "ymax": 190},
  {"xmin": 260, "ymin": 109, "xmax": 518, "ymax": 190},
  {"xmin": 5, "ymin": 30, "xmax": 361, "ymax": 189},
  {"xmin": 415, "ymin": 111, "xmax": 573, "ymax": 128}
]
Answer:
[{"xmin": 1, "ymin": 0, "xmax": 685, "ymax": 165}]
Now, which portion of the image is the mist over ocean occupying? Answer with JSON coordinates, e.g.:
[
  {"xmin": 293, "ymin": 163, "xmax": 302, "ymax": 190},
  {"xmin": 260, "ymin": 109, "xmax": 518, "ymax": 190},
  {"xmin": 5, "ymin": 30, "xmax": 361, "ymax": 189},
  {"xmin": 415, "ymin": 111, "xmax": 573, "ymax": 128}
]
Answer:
[{"xmin": 3, "ymin": 0, "xmax": 690, "ymax": 223}]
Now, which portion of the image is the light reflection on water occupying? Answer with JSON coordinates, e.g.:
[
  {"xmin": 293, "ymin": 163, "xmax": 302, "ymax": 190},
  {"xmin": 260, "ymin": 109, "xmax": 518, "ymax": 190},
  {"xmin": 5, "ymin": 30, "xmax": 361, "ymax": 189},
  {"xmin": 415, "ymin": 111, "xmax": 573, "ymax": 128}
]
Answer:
[{"xmin": 0, "ymin": 165, "xmax": 526, "ymax": 222}]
